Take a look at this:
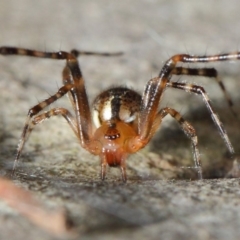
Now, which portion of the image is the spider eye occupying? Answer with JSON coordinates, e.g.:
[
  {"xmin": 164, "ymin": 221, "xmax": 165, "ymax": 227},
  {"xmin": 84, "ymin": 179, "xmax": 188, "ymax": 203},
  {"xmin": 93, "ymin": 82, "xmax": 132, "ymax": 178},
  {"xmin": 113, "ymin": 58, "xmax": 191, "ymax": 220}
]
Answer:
[{"xmin": 104, "ymin": 126, "xmax": 121, "ymax": 140}]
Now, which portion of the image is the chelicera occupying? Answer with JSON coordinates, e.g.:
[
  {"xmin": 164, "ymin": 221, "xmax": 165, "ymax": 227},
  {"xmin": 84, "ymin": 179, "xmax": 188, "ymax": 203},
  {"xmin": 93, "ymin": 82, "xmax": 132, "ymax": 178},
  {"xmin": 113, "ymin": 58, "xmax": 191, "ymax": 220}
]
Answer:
[{"xmin": 0, "ymin": 47, "xmax": 236, "ymax": 181}]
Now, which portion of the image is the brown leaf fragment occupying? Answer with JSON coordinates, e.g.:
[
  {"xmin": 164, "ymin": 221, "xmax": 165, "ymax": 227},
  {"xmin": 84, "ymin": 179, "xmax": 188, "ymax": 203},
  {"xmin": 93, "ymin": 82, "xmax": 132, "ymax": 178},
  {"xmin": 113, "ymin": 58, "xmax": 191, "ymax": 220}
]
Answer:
[{"xmin": 0, "ymin": 178, "xmax": 74, "ymax": 237}]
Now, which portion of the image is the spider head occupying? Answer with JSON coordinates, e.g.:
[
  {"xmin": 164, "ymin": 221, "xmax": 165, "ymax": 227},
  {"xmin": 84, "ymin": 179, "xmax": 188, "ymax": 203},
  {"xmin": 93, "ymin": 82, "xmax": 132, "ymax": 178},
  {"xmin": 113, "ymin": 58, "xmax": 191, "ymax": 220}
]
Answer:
[{"xmin": 91, "ymin": 120, "xmax": 138, "ymax": 167}]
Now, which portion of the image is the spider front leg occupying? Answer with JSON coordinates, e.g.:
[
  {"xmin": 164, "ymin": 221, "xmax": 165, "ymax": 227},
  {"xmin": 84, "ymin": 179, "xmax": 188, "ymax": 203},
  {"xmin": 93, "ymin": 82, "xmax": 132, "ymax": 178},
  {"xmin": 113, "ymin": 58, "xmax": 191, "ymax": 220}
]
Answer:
[
  {"xmin": 156, "ymin": 53, "xmax": 237, "ymax": 154},
  {"xmin": 12, "ymin": 84, "xmax": 75, "ymax": 173},
  {"xmin": 163, "ymin": 52, "xmax": 240, "ymax": 118},
  {"xmin": 0, "ymin": 47, "xmax": 119, "ymax": 147}
]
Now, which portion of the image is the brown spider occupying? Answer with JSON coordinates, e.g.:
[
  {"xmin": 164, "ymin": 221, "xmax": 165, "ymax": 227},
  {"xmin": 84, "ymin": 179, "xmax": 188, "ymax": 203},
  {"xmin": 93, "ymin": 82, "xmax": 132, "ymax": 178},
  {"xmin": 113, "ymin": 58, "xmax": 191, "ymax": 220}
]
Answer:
[{"xmin": 0, "ymin": 47, "xmax": 237, "ymax": 182}]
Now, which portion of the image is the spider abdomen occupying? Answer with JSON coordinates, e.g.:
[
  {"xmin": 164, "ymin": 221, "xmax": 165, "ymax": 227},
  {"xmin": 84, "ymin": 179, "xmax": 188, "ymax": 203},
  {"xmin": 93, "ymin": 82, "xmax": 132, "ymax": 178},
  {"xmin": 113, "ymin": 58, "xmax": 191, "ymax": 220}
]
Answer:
[{"xmin": 92, "ymin": 87, "xmax": 141, "ymax": 128}]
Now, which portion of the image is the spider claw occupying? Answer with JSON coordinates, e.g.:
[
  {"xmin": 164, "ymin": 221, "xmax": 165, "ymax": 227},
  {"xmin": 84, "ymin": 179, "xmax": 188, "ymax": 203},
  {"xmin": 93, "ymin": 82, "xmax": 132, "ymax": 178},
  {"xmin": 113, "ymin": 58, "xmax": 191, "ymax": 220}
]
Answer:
[
  {"xmin": 101, "ymin": 163, "xmax": 107, "ymax": 181},
  {"xmin": 120, "ymin": 166, "xmax": 127, "ymax": 183}
]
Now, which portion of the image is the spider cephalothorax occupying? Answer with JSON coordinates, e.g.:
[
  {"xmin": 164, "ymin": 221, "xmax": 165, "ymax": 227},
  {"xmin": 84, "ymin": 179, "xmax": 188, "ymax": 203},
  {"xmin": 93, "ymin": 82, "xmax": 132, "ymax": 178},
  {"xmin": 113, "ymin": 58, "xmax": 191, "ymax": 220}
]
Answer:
[
  {"xmin": 0, "ymin": 46, "xmax": 236, "ymax": 181},
  {"xmin": 91, "ymin": 87, "xmax": 143, "ymax": 179}
]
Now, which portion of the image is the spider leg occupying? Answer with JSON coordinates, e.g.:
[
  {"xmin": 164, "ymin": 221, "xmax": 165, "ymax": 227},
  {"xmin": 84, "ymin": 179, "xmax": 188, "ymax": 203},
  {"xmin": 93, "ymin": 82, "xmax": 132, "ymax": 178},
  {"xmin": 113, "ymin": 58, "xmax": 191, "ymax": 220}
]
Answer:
[
  {"xmin": 100, "ymin": 157, "xmax": 127, "ymax": 182},
  {"xmin": 149, "ymin": 53, "xmax": 238, "ymax": 155},
  {"xmin": 70, "ymin": 49, "xmax": 123, "ymax": 57},
  {"xmin": 169, "ymin": 52, "xmax": 240, "ymax": 64},
  {"xmin": 167, "ymin": 81, "xmax": 235, "ymax": 155},
  {"xmin": 159, "ymin": 52, "xmax": 240, "ymax": 113},
  {"xmin": 0, "ymin": 46, "xmax": 123, "ymax": 58},
  {"xmin": 101, "ymin": 158, "xmax": 107, "ymax": 181},
  {"xmin": 171, "ymin": 67, "xmax": 236, "ymax": 116},
  {"xmin": 155, "ymin": 107, "xmax": 202, "ymax": 179},
  {"xmin": 61, "ymin": 49, "xmax": 123, "ymax": 111},
  {"xmin": 0, "ymin": 47, "xmax": 94, "ymax": 146},
  {"xmin": 120, "ymin": 160, "xmax": 127, "ymax": 182},
  {"xmin": 62, "ymin": 66, "xmax": 76, "ymax": 111},
  {"xmin": 138, "ymin": 76, "xmax": 168, "ymax": 141},
  {"xmin": 1, "ymin": 47, "xmax": 124, "ymax": 176},
  {"xmin": 13, "ymin": 107, "xmax": 77, "ymax": 173},
  {"xmin": 33, "ymin": 108, "xmax": 78, "ymax": 136},
  {"xmin": 13, "ymin": 78, "xmax": 75, "ymax": 168}
]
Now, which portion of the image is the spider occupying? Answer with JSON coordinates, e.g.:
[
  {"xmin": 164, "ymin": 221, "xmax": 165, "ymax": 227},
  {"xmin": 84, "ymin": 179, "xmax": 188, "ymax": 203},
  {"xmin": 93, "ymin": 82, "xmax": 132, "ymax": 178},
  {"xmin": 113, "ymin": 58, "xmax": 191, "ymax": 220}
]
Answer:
[{"xmin": 0, "ymin": 46, "xmax": 237, "ymax": 182}]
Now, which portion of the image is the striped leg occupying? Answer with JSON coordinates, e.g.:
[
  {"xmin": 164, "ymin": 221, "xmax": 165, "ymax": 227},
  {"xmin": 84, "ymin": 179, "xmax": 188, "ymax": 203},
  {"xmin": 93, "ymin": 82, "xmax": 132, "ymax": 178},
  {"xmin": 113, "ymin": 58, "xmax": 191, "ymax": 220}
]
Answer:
[
  {"xmin": 159, "ymin": 52, "xmax": 240, "ymax": 116},
  {"xmin": 153, "ymin": 52, "xmax": 240, "ymax": 155},
  {"xmin": 61, "ymin": 49, "xmax": 123, "ymax": 110},
  {"xmin": 62, "ymin": 66, "xmax": 76, "ymax": 110},
  {"xmin": 156, "ymin": 107, "xmax": 202, "ymax": 179},
  {"xmin": 0, "ymin": 47, "xmax": 123, "ymax": 58},
  {"xmin": 13, "ymin": 107, "xmax": 77, "ymax": 172},
  {"xmin": 171, "ymin": 67, "xmax": 236, "ymax": 116},
  {"xmin": 0, "ymin": 47, "xmax": 122, "ymax": 144},
  {"xmin": 32, "ymin": 108, "xmax": 78, "ymax": 136},
  {"xmin": 12, "ymin": 83, "xmax": 75, "ymax": 173},
  {"xmin": 0, "ymin": 46, "xmax": 124, "ymax": 175},
  {"xmin": 70, "ymin": 49, "xmax": 123, "ymax": 57},
  {"xmin": 167, "ymin": 81, "xmax": 235, "ymax": 155},
  {"xmin": 162, "ymin": 53, "xmax": 240, "ymax": 73},
  {"xmin": 0, "ymin": 47, "xmax": 93, "ymax": 146},
  {"xmin": 138, "ymin": 77, "xmax": 168, "ymax": 141}
]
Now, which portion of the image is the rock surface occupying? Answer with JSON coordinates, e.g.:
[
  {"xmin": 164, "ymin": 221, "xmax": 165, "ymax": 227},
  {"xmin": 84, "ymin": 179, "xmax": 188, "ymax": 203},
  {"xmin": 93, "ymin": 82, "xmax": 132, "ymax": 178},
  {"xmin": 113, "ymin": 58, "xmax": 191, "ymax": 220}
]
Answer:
[{"xmin": 0, "ymin": 1, "xmax": 240, "ymax": 239}]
